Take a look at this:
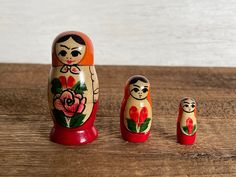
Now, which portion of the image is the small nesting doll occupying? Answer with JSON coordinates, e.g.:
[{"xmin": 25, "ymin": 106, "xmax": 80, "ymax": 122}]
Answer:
[
  {"xmin": 48, "ymin": 31, "xmax": 99, "ymax": 145},
  {"xmin": 120, "ymin": 75, "xmax": 152, "ymax": 143},
  {"xmin": 177, "ymin": 97, "xmax": 197, "ymax": 145}
]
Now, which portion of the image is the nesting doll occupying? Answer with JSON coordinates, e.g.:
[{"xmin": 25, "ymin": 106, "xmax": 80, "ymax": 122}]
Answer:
[
  {"xmin": 48, "ymin": 31, "xmax": 99, "ymax": 145},
  {"xmin": 120, "ymin": 75, "xmax": 152, "ymax": 143},
  {"xmin": 177, "ymin": 97, "xmax": 197, "ymax": 145}
]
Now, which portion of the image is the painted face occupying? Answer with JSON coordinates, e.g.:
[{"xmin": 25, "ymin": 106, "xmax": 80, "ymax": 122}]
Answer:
[
  {"xmin": 129, "ymin": 80, "xmax": 149, "ymax": 100},
  {"xmin": 55, "ymin": 37, "xmax": 86, "ymax": 65},
  {"xmin": 181, "ymin": 98, "xmax": 196, "ymax": 113}
]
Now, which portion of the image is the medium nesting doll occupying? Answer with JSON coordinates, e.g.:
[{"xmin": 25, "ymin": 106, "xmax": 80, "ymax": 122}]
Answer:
[
  {"xmin": 120, "ymin": 75, "xmax": 153, "ymax": 143},
  {"xmin": 48, "ymin": 31, "xmax": 99, "ymax": 145},
  {"xmin": 177, "ymin": 97, "xmax": 197, "ymax": 145}
]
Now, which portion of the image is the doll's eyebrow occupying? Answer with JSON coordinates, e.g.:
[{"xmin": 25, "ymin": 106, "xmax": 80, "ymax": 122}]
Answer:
[
  {"xmin": 60, "ymin": 45, "xmax": 70, "ymax": 50},
  {"xmin": 133, "ymin": 84, "xmax": 140, "ymax": 88},
  {"xmin": 183, "ymin": 101, "xmax": 190, "ymax": 104},
  {"xmin": 71, "ymin": 47, "xmax": 79, "ymax": 50}
]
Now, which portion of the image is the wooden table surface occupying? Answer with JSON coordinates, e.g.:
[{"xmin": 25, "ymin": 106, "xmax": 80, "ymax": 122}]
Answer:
[{"xmin": 0, "ymin": 64, "xmax": 235, "ymax": 177}]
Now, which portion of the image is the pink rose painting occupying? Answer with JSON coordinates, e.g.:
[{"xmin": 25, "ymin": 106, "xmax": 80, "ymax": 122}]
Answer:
[
  {"xmin": 54, "ymin": 90, "xmax": 86, "ymax": 117},
  {"xmin": 51, "ymin": 76, "xmax": 87, "ymax": 128}
]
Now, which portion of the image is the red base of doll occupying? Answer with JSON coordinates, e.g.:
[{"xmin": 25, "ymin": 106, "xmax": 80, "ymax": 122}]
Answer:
[
  {"xmin": 50, "ymin": 102, "xmax": 98, "ymax": 145},
  {"xmin": 177, "ymin": 124, "xmax": 196, "ymax": 145},
  {"xmin": 50, "ymin": 125, "xmax": 98, "ymax": 145},
  {"xmin": 120, "ymin": 124, "xmax": 150, "ymax": 143}
]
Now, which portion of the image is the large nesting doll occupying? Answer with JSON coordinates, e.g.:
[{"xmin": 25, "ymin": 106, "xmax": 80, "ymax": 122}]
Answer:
[
  {"xmin": 48, "ymin": 31, "xmax": 99, "ymax": 145},
  {"xmin": 120, "ymin": 75, "xmax": 153, "ymax": 143},
  {"xmin": 177, "ymin": 97, "xmax": 197, "ymax": 145}
]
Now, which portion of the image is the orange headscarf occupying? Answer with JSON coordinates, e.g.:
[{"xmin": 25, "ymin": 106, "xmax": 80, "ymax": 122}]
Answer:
[{"xmin": 51, "ymin": 31, "xmax": 94, "ymax": 66}]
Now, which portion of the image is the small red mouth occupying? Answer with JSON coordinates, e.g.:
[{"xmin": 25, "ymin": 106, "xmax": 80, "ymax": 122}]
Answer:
[{"xmin": 66, "ymin": 60, "xmax": 73, "ymax": 64}]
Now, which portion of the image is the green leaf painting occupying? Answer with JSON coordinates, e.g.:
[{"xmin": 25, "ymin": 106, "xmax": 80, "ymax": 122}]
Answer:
[
  {"xmin": 71, "ymin": 81, "xmax": 87, "ymax": 94},
  {"xmin": 126, "ymin": 118, "xmax": 151, "ymax": 133},
  {"xmin": 52, "ymin": 109, "xmax": 67, "ymax": 127},
  {"xmin": 70, "ymin": 113, "xmax": 86, "ymax": 128},
  {"xmin": 51, "ymin": 78, "xmax": 62, "ymax": 94},
  {"xmin": 127, "ymin": 118, "xmax": 137, "ymax": 132},
  {"xmin": 53, "ymin": 109, "xmax": 86, "ymax": 128},
  {"xmin": 182, "ymin": 124, "xmax": 197, "ymax": 135},
  {"xmin": 140, "ymin": 118, "xmax": 151, "ymax": 132},
  {"xmin": 182, "ymin": 126, "xmax": 188, "ymax": 134},
  {"xmin": 193, "ymin": 124, "xmax": 196, "ymax": 133}
]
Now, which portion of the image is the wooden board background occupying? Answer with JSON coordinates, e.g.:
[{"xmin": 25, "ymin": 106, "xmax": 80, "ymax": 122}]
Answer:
[{"xmin": 0, "ymin": 64, "xmax": 235, "ymax": 176}]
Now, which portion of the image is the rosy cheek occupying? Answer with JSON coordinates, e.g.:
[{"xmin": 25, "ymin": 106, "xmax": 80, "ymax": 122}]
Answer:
[
  {"xmin": 58, "ymin": 55, "xmax": 65, "ymax": 60},
  {"xmin": 70, "ymin": 57, "xmax": 78, "ymax": 62}
]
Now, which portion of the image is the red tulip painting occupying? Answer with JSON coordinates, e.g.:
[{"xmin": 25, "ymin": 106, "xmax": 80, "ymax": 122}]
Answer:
[
  {"xmin": 185, "ymin": 118, "xmax": 193, "ymax": 134},
  {"xmin": 127, "ymin": 106, "xmax": 151, "ymax": 133}
]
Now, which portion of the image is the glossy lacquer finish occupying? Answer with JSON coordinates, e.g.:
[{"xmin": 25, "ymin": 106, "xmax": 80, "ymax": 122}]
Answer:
[
  {"xmin": 120, "ymin": 75, "xmax": 153, "ymax": 143},
  {"xmin": 177, "ymin": 97, "xmax": 197, "ymax": 145},
  {"xmin": 48, "ymin": 31, "xmax": 99, "ymax": 145}
]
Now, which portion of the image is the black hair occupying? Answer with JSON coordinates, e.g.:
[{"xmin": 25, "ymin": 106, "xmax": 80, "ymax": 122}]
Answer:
[
  {"xmin": 56, "ymin": 34, "xmax": 86, "ymax": 45},
  {"xmin": 129, "ymin": 75, "xmax": 149, "ymax": 85}
]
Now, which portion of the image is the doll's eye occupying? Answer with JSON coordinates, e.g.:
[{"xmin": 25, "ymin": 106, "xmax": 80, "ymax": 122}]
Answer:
[
  {"xmin": 71, "ymin": 50, "xmax": 81, "ymax": 57},
  {"xmin": 133, "ymin": 88, "xmax": 139, "ymax": 92},
  {"xmin": 184, "ymin": 105, "xmax": 189, "ymax": 107},
  {"xmin": 191, "ymin": 104, "xmax": 195, "ymax": 108},
  {"xmin": 59, "ymin": 50, "xmax": 67, "ymax": 57},
  {"xmin": 142, "ymin": 88, "xmax": 148, "ymax": 93}
]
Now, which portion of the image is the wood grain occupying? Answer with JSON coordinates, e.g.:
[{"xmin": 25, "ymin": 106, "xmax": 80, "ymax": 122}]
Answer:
[{"xmin": 0, "ymin": 64, "xmax": 235, "ymax": 177}]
